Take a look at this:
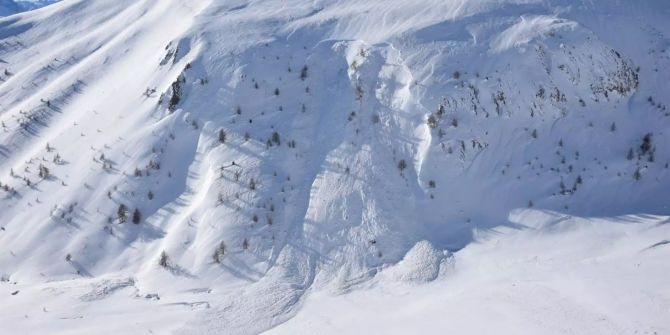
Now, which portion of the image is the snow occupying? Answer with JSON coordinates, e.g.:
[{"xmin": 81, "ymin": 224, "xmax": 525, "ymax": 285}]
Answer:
[
  {"xmin": 490, "ymin": 15, "xmax": 577, "ymax": 53},
  {"xmin": 0, "ymin": 0, "xmax": 668, "ymax": 333},
  {"xmin": 3, "ymin": 210, "xmax": 668, "ymax": 334},
  {"xmin": 269, "ymin": 211, "xmax": 670, "ymax": 335},
  {"xmin": 377, "ymin": 240, "xmax": 449, "ymax": 283},
  {"xmin": 0, "ymin": 0, "xmax": 59, "ymax": 16}
]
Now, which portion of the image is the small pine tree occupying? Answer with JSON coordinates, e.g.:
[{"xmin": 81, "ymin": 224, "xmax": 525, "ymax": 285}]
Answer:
[
  {"xmin": 132, "ymin": 208, "xmax": 141, "ymax": 224},
  {"xmin": 626, "ymin": 148, "xmax": 634, "ymax": 160},
  {"xmin": 610, "ymin": 122, "xmax": 616, "ymax": 132},
  {"xmin": 271, "ymin": 131, "xmax": 281, "ymax": 145},
  {"xmin": 148, "ymin": 191, "xmax": 154, "ymax": 200},
  {"xmin": 532, "ymin": 129, "xmax": 538, "ymax": 138},
  {"xmin": 274, "ymin": 88, "xmax": 280, "ymax": 96},
  {"xmin": 242, "ymin": 238, "xmax": 249, "ymax": 250},
  {"xmin": 633, "ymin": 168, "xmax": 641, "ymax": 181},
  {"xmin": 117, "ymin": 204, "xmax": 128, "ymax": 223},
  {"xmin": 38, "ymin": 164, "xmax": 49, "ymax": 179},
  {"xmin": 213, "ymin": 241, "xmax": 226, "ymax": 263},
  {"xmin": 300, "ymin": 65, "xmax": 308, "ymax": 81},
  {"xmin": 249, "ymin": 178, "xmax": 256, "ymax": 190},
  {"xmin": 640, "ymin": 133, "xmax": 653, "ymax": 155},
  {"xmin": 159, "ymin": 251, "xmax": 169, "ymax": 267},
  {"xmin": 218, "ymin": 129, "xmax": 227, "ymax": 144},
  {"xmin": 398, "ymin": 159, "xmax": 407, "ymax": 173}
]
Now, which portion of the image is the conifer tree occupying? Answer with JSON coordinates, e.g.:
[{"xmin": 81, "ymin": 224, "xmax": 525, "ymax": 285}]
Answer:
[
  {"xmin": 117, "ymin": 204, "xmax": 128, "ymax": 223},
  {"xmin": 132, "ymin": 208, "xmax": 141, "ymax": 224},
  {"xmin": 159, "ymin": 251, "xmax": 169, "ymax": 267}
]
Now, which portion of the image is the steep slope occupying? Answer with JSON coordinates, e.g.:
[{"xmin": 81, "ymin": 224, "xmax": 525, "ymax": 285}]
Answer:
[
  {"xmin": 0, "ymin": 0, "xmax": 59, "ymax": 15},
  {"xmin": 0, "ymin": 0, "xmax": 669, "ymax": 333},
  {"xmin": 0, "ymin": 0, "xmax": 21, "ymax": 16}
]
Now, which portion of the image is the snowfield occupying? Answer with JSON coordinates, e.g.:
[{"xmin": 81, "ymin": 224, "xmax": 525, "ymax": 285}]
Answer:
[
  {"xmin": 0, "ymin": 0, "xmax": 668, "ymax": 334},
  {"xmin": 2, "ymin": 210, "xmax": 668, "ymax": 334},
  {"xmin": 269, "ymin": 211, "xmax": 670, "ymax": 335}
]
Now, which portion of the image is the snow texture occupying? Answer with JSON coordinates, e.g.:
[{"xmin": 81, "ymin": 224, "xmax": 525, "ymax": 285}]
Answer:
[{"xmin": 0, "ymin": 0, "xmax": 668, "ymax": 333}]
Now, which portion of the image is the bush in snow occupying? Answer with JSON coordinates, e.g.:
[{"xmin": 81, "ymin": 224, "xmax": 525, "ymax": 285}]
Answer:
[
  {"xmin": 271, "ymin": 131, "xmax": 281, "ymax": 145},
  {"xmin": 159, "ymin": 251, "xmax": 169, "ymax": 268},
  {"xmin": 132, "ymin": 208, "xmax": 141, "ymax": 224},
  {"xmin": 212, "ymin": 241, "xmax": 226, "ymax": 263},
  {"xmin": 38, "ymin": 164, "xmax": 49, "ymax": 179},
  {"xmin": 300, "ymin": 65, "xmax": 308, "ymax": 80},
  {"xmin": 398, "ymin": 159, "xmax": 407, "ymax": 173},
  {"xmin": 117, "ymin": 204, "xmax": 128, "ymax": 223}
]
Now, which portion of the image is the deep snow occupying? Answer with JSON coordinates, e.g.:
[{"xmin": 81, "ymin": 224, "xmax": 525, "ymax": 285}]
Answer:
[{"xmin": 0, "ymin": 0, "xmax": 668, "ymax": 333}]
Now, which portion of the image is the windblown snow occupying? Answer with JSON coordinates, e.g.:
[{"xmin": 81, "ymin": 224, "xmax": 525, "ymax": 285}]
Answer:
[{"xmin": 0, "ymin": 0, "xmax": 668, "ymax": 334}]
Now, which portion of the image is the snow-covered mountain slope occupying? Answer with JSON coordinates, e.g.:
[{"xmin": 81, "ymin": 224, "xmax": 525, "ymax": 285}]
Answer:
[
  {"xmin": 0, "ymin": 0, "xmax": 668, "ymax": 333},
  {"xmin": 0, "ymin": 0, "xmax": 19, "ymax": 16},
  {"xmin": 0, "ymin": 0, "xmax": 58, "ymax": 16}
]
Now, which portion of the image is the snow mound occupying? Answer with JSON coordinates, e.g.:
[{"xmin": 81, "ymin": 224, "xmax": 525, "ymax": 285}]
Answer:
[{"xmin": 380, "ymin": 240, "xmax": 450, "ymax": 283}]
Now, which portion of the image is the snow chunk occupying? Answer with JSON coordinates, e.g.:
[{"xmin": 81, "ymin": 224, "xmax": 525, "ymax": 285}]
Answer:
[
  {"xmin": 381, "ymin": 240, "xmax": 449, "ymax": 283},
  {"xmin": 490, "ymin": 15, "xmax": 576, "ymax": 53}
]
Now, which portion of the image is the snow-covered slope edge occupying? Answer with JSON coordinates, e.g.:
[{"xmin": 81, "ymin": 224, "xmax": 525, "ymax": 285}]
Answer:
[{"xmin": 0, "ymin": 0, "xmax": 668, "ymax": 333}]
